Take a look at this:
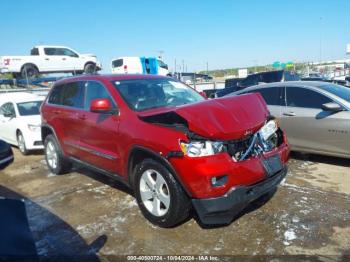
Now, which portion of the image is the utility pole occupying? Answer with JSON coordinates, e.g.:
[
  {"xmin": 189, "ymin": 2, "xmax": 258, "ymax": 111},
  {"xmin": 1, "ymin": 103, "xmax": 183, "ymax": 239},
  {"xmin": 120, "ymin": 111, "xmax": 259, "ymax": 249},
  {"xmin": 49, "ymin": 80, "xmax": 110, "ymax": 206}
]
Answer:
[
  {"xmin": 174, "ymin": 59, "xmax": 177, "ymax": 74},
  {"xmin": 319, "ymin": 17, "xmax": 323, "ymax": 62},
  {"xmin": 206, "ymin": 62, "xmax": 209, "ymax": 74},
  {"xmin": 182, "ymin": 60, "xmax": 185, "ymax": 73}
]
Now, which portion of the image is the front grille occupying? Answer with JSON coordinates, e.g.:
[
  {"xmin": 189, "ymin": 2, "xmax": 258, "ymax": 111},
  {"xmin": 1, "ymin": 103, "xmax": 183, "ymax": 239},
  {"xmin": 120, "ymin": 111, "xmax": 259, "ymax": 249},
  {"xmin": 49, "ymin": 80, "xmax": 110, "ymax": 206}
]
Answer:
[
  {"xmin": 225, "ymin": 135, "xmax": 254, "ymax": 160},
  {"xmin": 224, "ymin": 129, "xmax": 283, "ymax": 161}
]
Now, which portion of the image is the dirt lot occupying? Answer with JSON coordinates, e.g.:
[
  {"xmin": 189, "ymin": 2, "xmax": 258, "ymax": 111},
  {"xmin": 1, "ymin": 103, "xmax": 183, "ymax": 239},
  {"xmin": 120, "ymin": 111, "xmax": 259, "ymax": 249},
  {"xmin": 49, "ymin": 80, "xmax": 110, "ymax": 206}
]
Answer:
[{"xmin": 0, "ymin": 148, "xmax": 349, "ymax": 259}]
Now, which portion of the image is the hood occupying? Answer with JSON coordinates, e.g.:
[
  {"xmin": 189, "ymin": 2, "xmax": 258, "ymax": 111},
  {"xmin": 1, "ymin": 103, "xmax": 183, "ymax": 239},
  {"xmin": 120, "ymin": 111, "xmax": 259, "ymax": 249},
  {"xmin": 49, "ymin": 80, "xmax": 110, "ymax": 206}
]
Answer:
[{"xmin": 138, "ymin": 93, "xmax": 269, "ymax": 140}]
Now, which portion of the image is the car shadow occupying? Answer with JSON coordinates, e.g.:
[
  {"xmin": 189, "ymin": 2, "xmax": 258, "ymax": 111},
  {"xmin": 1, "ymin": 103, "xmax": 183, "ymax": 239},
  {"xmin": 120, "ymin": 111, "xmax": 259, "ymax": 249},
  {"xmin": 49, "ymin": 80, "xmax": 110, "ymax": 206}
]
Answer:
[
  {"xmin": 0, "ymin": 185, "xmax": 107, "ymax": 260},
  {"xmin": 74, "ymin": 166, "xmax": 133, "ymax": 196},
  {"xmin": 74, "ymin": 166, "xmax": 279, "ymax": 229},
  {"xmin": 290, "ymin": 151, "xmax": 350, "ymax": 167}
]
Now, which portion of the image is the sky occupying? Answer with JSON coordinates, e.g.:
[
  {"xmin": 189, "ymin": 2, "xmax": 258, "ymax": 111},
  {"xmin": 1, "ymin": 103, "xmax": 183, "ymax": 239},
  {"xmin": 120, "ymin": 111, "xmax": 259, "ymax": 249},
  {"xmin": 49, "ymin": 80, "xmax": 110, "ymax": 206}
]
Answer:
[{"xmin": 1, "ymin": 0, "xmax": 350, "ymax": 72}]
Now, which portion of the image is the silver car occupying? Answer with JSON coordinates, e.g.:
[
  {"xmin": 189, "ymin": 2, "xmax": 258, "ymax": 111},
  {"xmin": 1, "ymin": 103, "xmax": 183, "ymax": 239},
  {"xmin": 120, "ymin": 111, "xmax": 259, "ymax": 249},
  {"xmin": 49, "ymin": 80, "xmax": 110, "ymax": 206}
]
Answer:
[{"xmin": 232, "ymin": 81, "xmax": 350, "ymax": 159}]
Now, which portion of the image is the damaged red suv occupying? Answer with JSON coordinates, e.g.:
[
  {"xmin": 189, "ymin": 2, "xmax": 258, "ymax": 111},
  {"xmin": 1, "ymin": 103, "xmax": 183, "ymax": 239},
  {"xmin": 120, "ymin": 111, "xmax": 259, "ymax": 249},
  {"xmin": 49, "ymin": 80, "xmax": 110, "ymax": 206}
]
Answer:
[{"xmin": 41, "ymin": 75, "xmax": 290, "ymax": 227}]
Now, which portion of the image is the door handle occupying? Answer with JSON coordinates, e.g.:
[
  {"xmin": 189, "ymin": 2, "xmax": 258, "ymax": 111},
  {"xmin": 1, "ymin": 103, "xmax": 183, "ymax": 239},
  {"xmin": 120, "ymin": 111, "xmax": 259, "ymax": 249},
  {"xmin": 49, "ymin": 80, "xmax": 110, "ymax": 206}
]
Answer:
[
  {"xmin": 283, "ymin": 112, "xmax": 296, "ymax": 117},
  {"xmin": 62, "ymin": 58, "xmax": 66, "ymax": 60},
  {"xmin": 53, "ymin": 110, "xmax": 61, "ymax": 114},
  {"xmin": 45, "ymin": 58, "xmax": 49, "ymax": 61}
]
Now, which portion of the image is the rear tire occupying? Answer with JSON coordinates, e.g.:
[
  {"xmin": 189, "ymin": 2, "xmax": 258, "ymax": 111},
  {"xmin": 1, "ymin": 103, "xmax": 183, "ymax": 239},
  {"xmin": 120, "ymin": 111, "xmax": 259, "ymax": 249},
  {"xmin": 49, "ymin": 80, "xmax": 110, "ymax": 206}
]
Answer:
[
  {"xmin": 17, "ymin": 131, "xmax": 28, "ymax": 155},
  {"xmin": 44, "ymin": 134, "xmax": 71, "ymax": 174},
  {"xmin": 133, "ymin": 158, "xmax": 191, "ymax": 227},
  {"xmin": 21, "ymin": 64, "xmax": 39, "ymax": 79},
  {"xmin": 84, "ymin": 63, "xmax": 96, "ymax": 74}
]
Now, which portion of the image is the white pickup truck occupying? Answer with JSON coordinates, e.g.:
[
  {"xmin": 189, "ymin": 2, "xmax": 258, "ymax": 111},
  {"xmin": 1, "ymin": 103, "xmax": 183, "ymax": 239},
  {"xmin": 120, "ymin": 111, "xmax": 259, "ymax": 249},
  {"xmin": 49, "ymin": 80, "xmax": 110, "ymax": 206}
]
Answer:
[{"xmin": 0, "ymin": 45, "xmax": 101, "ymax": 78}]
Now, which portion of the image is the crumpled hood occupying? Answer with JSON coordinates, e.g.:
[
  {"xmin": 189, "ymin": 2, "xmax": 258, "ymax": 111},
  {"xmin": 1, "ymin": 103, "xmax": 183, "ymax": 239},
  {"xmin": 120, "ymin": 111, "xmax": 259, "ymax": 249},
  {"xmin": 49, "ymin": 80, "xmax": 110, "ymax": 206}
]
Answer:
[{"xmin": 138, "ymin": 93, "xmax": 269, "ymax": 140}]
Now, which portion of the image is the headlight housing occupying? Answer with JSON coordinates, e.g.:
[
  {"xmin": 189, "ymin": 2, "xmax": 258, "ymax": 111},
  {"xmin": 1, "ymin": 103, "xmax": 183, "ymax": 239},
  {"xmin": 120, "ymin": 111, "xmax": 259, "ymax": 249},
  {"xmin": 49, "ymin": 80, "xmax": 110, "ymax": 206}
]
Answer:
[
  {"xmin": 258, "ymin": 120, "xmax": 278, "ymax": 141},
  {"xmin": 28, "ymin": 124, "xmax": 41, "ymax": 132},
  {"xmin": 180, "ymin": 141, "xmax": 224, "ymax": 157}
]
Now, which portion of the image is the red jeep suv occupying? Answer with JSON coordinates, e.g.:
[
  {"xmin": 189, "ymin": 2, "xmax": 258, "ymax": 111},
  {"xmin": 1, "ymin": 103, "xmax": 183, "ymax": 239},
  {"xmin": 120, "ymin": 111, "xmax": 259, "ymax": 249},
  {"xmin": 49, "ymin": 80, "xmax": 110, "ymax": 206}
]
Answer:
[{"xmin": 41, "ymin": 74, "xmax": 290, "ymax": 227}]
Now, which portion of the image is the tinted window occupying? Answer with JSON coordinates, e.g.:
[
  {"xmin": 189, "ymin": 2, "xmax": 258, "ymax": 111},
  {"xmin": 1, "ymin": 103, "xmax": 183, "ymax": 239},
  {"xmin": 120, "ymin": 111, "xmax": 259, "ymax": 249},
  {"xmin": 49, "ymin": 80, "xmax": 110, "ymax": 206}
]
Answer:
[
  {"xmin": 17, "ymin": 101, "xmax": 43, "ymax": 116},
  {"xmin": 286, "ymin": 87, "xmax": 332, "ymax": 108},
  {"xmin": 158, "ymin": 60, "xmax": 168, "ymax": 69},
  {"xmin": 317, "ymin": 83, "xmax": 350, "ymax": 103},
  {"xmin": 247, "ymin": 87, "xmax": 283, "ymax": 106},
  {"xmin": 112, "ymin": 59, "xmax": 123, "ymax": 68},
  {"xmin": 30, "ymin": 48, "xmax": 39, "ymax": 56},
  {"xmin": 48, "ymin": 82, "xmax": 84, "ymax": 108},
  {"xmin": 0, "ymin": 103, "xmax": 16, "ymax": 117},
  {"xmin": 84, "ymin": 81, "xmax": 116, "ymax": 110},
  {"xmin": 44, "ymin": 48, "xmax": 57, "ymax": 56},
  {"xmin": 61, "ymin": 48, "xmax": 78, "ymax": 57}
]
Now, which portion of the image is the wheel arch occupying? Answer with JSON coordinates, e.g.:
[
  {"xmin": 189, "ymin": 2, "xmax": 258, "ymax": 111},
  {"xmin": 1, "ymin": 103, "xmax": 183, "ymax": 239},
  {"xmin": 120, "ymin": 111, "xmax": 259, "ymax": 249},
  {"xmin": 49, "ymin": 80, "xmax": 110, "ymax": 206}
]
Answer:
[
  {"xmin": 41, "ymin": 124, "xmax": 63, "ymax": 151},
  {"xmin": 20, "ymin": 63, "xmax": 39, "ymax": 73},
  {"xmin": 127, "ymin": 146, "xmax": 191, "ymax": 197}
]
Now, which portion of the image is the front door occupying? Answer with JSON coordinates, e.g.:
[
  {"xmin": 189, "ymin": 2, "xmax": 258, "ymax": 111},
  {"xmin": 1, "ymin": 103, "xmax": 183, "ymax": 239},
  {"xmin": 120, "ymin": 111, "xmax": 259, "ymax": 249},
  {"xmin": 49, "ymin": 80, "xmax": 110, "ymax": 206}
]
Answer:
[
  {"xmin": 0, "ymin": 102, "xmax": 17, "ymax": 144},
  {"xmin": 281, "ymin": 86, "xmax": 345, "ymax": 154},
  {"xmin": 77, "ymin": 80, "xmax": 121, "ymax": 174}
]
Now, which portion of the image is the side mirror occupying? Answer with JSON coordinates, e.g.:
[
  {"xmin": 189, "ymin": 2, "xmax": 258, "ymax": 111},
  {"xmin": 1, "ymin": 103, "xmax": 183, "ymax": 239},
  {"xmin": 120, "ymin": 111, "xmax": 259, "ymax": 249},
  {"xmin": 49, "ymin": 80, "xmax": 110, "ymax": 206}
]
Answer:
[
  {"xmin": 90, "ymin": 98, "xmax": 116, "ymax": 114},
  {"xmin": 3, "ymin": 112, "xmax": 15, "ymax": 118},
  {"xmin": 322, "ymin": 102, "xmax": 343, "ymax": 112}
]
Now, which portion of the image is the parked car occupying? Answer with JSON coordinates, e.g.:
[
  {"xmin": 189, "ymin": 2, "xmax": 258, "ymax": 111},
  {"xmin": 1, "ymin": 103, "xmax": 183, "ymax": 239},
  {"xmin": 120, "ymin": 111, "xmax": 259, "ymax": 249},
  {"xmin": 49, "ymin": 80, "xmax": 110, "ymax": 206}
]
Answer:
[
  {"xmin": 231, "ymin": 81, "xmax": 350, "ymax": 159},
  {"xmin": 0, "ymin": 139, "xmax": 13, "ymax": 169},
  {"xmin": 111, "ymin": 57, "xmax": 169, "ymax": 76},
  {"xmin": 0, "ymin": 46, "xmax": 102, "ymax": 79},
  {"xmin": 41, "ymin": 74, "xmax": 289, "ymax": 227},
  {"xmin": 215, "ymin": 70, "xmax": 300, "ymax": 98},
  {"xmin": 0, "ymin": 93, "xmax": 44, "ymax": 155}
]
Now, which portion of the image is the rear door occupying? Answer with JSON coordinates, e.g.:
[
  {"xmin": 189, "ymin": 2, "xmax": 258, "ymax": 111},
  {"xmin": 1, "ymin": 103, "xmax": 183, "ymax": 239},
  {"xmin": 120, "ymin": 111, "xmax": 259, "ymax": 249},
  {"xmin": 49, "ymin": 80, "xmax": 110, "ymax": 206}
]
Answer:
[
  {"xmin": 47, "ymin": 82, "xmax": 85, "ymax": 156},
  {"xmin": 77, "ymin": 80, "xmax": 121, "ymax": 174},
  {"xmin": 281, "ymin": 86, "xmax": 341, "ymax": 153},
  {"xmin": 243, "ymin": 86, "xmax": 285, "ymax": 119}
]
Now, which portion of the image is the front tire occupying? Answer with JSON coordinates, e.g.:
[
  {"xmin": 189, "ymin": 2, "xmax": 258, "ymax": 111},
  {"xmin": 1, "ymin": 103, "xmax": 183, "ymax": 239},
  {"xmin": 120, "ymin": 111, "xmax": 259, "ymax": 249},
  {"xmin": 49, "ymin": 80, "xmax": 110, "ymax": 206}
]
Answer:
[
  {"xmin": 134, "ymin": 158, "xmax": 191, "ymax": 227},
  {"xmin": 17, "ymin": 131, "xmax": 28, "ymax": 155},
  {"xmin": 44, "ymin": 134, "xmax": 71, "ymax": 174}
]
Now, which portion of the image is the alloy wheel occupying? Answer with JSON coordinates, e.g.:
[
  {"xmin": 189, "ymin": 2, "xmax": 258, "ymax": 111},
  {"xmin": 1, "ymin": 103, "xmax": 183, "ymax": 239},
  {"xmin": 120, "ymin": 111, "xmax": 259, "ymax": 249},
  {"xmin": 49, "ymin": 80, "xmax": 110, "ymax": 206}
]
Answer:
[
  {"xmin": 139, "ymin": 169, "xmax": 170, "ymax": 217},
  {"xmin": 46, "ymin": 141, "xmax": 58, "ymax": 169}
]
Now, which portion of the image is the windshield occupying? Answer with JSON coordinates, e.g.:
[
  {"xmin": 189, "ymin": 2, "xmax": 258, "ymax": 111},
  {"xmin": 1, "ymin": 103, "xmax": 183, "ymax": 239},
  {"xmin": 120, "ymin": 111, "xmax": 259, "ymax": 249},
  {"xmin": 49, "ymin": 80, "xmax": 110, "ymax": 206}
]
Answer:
[
  {"xmin": 17, "ymin": 101, "xmax": 43, "ymax": 116},
  {"xmin": 317, "ymin": 84, "xmax": 350, "ymax": 103},
  {"xmin": 112, "ymin": 78, "xmax": 205, "ymax": 111}
]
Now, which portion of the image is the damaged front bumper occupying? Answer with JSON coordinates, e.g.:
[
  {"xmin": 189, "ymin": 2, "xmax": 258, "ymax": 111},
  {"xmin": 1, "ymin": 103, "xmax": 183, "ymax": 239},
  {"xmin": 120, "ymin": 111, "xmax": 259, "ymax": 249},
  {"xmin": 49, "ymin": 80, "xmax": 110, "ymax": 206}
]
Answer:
[{"xmin": 192, "ymin": 166, "xmax": 287, "ymax": 225}]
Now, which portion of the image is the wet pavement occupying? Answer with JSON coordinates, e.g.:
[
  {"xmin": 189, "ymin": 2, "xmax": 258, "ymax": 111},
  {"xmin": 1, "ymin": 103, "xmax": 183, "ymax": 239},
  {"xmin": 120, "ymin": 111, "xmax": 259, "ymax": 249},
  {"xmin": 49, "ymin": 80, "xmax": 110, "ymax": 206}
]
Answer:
[{"xmin": 0, "ymin": 149, "xmax": 349, "ymax": 259}]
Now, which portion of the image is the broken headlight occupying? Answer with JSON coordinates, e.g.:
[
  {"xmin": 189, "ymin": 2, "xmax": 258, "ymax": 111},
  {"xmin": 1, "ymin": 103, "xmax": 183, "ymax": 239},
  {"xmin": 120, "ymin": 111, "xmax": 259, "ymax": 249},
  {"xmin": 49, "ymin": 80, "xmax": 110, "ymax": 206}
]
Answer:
[
  {"xmin": 180, "ymin": 141, "xmax": 224, "ymax": 157},
  {"xmin": 258, "ymin": 120, "xmax": 278, "ymax": 141}
]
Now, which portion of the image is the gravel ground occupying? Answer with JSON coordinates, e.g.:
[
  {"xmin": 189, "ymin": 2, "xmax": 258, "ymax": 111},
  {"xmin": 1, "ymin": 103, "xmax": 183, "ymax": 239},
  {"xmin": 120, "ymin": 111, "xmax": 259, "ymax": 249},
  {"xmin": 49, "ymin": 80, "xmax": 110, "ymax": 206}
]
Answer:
[{"xmin": 0, "ymin": 149, "xmax": 349, "ymax": 260}]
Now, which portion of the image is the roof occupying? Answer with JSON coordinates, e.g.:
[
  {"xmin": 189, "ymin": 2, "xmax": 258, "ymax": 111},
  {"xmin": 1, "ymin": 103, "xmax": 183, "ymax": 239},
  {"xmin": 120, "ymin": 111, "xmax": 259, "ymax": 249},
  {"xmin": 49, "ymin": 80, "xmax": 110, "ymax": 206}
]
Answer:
[
  {"xmin": 0, "ymin": 92, "xmax": 44, "ymax": 104},
  {"xmin": 33, "ymin": 45, "xmax": 70, "ymax": 49},
  {"xmin": 241, "ymin": 81, "xmax": 335, "ymax": 91},
  {"xmin": 54, "ymin": 74, "xmax": 172, "ymax": 85}
]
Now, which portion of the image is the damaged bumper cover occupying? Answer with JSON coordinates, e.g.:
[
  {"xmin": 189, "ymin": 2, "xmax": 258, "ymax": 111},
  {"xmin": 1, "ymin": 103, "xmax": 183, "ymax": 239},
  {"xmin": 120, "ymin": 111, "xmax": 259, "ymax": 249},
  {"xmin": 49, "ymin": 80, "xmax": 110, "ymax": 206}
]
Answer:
[{"xmin": 192, "ymin": 166, "xmax": 287, "ymax": 225}]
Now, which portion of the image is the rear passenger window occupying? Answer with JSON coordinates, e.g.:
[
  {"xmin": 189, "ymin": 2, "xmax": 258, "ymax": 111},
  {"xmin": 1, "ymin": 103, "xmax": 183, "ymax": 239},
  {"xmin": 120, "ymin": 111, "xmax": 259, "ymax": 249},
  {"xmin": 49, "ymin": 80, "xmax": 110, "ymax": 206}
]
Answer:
[
  {"xmin": 112, "ymin": 59, "xmax": 123, "ymax": 68},
  {"xmin": 84, "ymin": 81, "xmax": 116, "ymax": 110},
  {"xmin": 30, "ymin": 48, "xmax": 39, "ymax": 56},
  {"xmin": 48, "ymin": 82, "xmax": 84, "ymax": 108},
  {"xmin": 245, "ymin": 87, "xmax": 283, "ymax": 106},
  {"xmin": 286, "ymin": 87, "xmax": 332, "ymax": 109}
]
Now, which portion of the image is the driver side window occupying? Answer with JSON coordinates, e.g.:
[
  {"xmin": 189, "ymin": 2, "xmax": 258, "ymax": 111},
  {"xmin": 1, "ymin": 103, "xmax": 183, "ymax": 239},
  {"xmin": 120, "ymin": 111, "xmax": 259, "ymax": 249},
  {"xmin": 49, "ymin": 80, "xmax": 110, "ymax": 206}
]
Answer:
[{"xmin": 84, "ymin": 81, "xmax": 117, "ymax": 111}]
